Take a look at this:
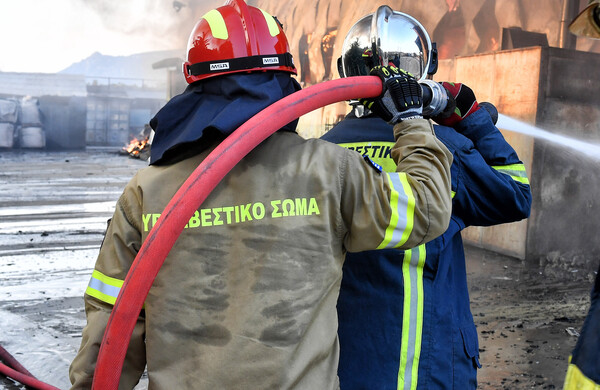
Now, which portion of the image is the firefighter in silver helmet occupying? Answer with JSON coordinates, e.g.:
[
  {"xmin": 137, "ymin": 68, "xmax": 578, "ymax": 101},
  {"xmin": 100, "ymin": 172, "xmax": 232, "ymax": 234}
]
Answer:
[{"xmin": 322, "ymin": 6, "xmax": 531, "ymax": 389}]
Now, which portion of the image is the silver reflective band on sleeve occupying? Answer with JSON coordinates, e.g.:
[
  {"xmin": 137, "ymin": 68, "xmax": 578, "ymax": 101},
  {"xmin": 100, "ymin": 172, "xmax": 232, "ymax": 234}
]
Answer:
[
  {"xmin": 377, "ymin": 172, "xmax": 415, "ymax": 249},
  {"xmin": 85, "ymin": 269, "xmax": 124, "ymax": 305},
  {"xmin": 492, "ymin": 163, "xmax": 530, "ymax": 185}
]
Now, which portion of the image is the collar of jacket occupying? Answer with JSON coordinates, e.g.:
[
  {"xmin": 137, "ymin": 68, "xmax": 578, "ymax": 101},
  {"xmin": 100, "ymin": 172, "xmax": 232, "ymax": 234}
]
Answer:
[{"xmin": 149, "ymin": 72, "xmax": 302, "ymax": 165}]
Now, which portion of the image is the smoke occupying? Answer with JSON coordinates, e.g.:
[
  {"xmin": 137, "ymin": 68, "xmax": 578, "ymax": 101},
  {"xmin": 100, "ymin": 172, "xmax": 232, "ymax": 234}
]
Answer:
[{"xmin": 76, "ymin": 0, "xmax": 224, "ymax": 52}]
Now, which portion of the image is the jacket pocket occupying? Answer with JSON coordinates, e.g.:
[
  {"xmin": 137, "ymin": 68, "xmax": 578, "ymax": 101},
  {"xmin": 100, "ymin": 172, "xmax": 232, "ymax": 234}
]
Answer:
[{"xmin": 460, "ymin": 324, "xmax": 482, "ymax": 369}]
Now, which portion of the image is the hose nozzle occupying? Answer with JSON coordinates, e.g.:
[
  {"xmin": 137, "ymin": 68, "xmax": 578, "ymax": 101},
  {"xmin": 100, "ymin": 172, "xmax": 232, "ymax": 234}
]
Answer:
[
  {"xmin": 420, "ymin": 79, "xmax": 451, "ymax": 118},
  {"xmin": 420, "ymin": 80, "xmax": 499, "ymax": 125}
]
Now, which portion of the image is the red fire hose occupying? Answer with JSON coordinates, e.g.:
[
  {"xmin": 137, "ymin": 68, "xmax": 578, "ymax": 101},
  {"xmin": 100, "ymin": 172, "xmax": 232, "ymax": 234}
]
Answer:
[
  {"xmin": 0, "ymin": 363, "xmax": 60, "ymax": 390},
  {"xmin": 92, "ymin": 76, "xmax": 381, "ymax": 389},
  {"xmin": 0, "ymin": 345, "xmax": 60, "ymax": 390},
  {"xmin": 0, "ymin": 344, "xmax": 35, "ymax": 378}
]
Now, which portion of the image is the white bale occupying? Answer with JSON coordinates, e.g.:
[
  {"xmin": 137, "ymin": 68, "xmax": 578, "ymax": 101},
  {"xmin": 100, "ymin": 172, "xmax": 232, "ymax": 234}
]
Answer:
[
  {"xmin": 20, "ymin": 97, "xmax": 42, "ymax": 126},
  {"xmin": 0, "ymin": 99, "xmax": 18, "ymax": 123},
  {"xmin": 0, "ymin": 123, "xmax": 14, "ymax": 148},
  {"xmin": 20, "ymin": 126, "xmax": 46, "ymax": 148}
]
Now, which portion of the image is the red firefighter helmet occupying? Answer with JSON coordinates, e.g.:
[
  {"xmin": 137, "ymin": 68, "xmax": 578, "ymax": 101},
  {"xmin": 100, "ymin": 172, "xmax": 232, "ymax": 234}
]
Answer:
[{"xmin": 183, "ymin": 0, "xmax": 297, "ymax": 84}]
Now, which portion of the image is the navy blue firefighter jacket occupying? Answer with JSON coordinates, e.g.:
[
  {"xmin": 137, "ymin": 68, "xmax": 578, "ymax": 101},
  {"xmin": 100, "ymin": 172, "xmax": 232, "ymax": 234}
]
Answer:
[
  {"xmin": 321, "ymin": 108, "xmax": 532, "ymax": 390},
  {"xmin": 564, "ymin": 262, "xmax": 600, "ymax": 387}
]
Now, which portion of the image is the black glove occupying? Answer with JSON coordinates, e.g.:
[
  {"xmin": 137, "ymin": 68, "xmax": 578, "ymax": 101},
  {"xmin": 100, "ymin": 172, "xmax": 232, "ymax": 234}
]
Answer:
[{"xmin": 360, "ymin": 66, "xmax": 423, "ymax": 124}]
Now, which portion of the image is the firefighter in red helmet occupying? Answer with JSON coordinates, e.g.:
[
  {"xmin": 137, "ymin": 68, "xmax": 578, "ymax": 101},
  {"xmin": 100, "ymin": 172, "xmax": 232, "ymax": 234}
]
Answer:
[
  {"xmin": 69, "ymin": 1, "xmax": 453, "ymax": 388},
  {"xmin": 181, "ymin": 2, "xmax": 296, "ymax": 84}
]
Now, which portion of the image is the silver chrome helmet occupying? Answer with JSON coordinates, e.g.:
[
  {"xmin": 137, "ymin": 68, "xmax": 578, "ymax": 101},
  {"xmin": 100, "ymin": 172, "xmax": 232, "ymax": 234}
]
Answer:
[
  {"xmin": 338, "ymin": 5, "xmax": 435, "ymax": 81},
  {"xmin": 569, "ymin": 0, "xmax": 600, "ymax": 39}
]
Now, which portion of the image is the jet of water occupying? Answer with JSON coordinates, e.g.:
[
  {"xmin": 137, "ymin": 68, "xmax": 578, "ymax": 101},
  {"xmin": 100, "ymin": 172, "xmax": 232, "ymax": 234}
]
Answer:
[{"xmin": 497, "ymin": 114, "xmax": 600, "ymax": 160}]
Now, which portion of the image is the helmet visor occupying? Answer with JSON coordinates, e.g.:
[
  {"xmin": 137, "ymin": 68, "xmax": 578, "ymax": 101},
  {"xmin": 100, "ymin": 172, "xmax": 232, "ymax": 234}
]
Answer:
[
  {"xmin": 340, "ymin": 7, "xmax": 432, "ymax": 81},
  {"xmin": 375, "ymin": 9, "xmax": 431, "ymax": 80},
  {"xmin": 340, "ymin": 16, "xmax": 374, "ymax": 77}
]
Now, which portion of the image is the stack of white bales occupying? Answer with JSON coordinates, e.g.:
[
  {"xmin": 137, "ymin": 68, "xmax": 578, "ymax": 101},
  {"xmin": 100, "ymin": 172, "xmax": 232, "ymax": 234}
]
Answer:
[
  {"xmin": 19, "ymin": 97, "xmax": 45, "ymax": 148},
  {"xmin": 0, "ymin": 99, "xmax": 18, "ymax": 148}
]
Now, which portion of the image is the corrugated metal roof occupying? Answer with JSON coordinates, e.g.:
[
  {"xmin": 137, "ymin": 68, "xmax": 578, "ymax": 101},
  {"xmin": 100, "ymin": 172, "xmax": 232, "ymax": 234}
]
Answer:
[{"xmin": 0, "ymin": 72, "xmax": 87, "ymax": 97}]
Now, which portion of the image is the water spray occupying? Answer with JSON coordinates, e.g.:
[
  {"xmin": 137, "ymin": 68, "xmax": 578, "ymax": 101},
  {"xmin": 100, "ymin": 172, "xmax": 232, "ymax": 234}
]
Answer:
[
  {"xmin": 496, "ymin": 114, "xmax": 600, "ymax": 160},
  {"xmin": 421, "ymin": 87, "xmax": 599, "ymax": 162}
]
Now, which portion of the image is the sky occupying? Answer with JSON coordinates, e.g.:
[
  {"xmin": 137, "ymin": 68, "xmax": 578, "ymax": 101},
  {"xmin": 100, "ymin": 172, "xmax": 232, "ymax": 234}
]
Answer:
[{"xmin": 0, "ymin": 0, "xmax": 221, "ymax": 74}]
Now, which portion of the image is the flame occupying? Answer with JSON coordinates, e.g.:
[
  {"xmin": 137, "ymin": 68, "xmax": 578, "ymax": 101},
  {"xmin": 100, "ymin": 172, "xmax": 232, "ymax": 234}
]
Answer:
[
  {"xmin": 321, "ymin": 29, "xmax": 337, "ymax": 53},
  {"xmin": 123, "ymin": 136, "xmax": 150, "ymax": 158}
]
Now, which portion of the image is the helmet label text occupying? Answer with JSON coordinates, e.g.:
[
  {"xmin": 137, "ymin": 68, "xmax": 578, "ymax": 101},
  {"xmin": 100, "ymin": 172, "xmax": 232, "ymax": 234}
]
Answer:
[
  {"xmin": 210, "ymin": 62, "xmax": 230, "ymax": 71},
  {"xmin": 262, "ymin": 57, "xmax": 280, "ymax": 65}
]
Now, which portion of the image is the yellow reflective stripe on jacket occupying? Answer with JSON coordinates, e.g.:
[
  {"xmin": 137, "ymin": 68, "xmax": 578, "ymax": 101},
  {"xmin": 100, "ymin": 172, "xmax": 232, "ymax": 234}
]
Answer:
[
  {"xmin": 202, "ymin": 9, "xmax": 228, "ymax": 40},
  {"xmin": 492, "ymin": 163, "xmax": 530, "ymax": 185},
  {"xmin": 85, "ymin": 269, "xmax": 124, "ymax": 305},
  {"xmin": 398, "ymin": 245, "xmax": 426, "ymax": 390},
  {"xmin": 258, "ymin": 9, "xmax": 280, "ymax": 37},
  {"xmin": 563, "ymin": 361, "xmax": 600, "ymax": 389},
  {"xmin": 377, "ymin": 172, "xmax": 415, "ymax": 249}
]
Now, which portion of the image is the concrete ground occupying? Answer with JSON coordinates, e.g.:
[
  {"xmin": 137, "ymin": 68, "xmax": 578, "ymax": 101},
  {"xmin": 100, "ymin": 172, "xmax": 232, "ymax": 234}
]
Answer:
[
  {"xmin": 467, "ymin": 245, "xmax": 593, "ymax": 389},
  {"xmin": 0, "ymin": 150, "xmax": 595, "ymax": 389}
]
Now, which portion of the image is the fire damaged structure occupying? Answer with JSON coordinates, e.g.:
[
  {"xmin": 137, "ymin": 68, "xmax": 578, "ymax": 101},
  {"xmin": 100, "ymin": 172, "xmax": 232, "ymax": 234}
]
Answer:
[
  {"xmin": 0, "ymin": 72, "xmax": 166, "ymax": 150},
  {"xmin": 0, "ymin": 73, "xmax": 86, "ymax": 150},
  {"xmin": 85, "ymin": 78, "xmax": 165, "ymax": 148},
  {"xmin": 251, "ymin": 0, "xmax": 599, "ymax": 87}
]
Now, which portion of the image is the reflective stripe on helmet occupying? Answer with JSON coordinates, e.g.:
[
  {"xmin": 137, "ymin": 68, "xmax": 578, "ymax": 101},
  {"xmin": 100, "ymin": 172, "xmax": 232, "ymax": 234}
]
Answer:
[
  {"xmin": 85, "ymin": 269, "xmax": 123, "ymax": 305},
  {"xmin": 202, "ymin": 9, "xmax": 228, "ymax": 40},
  {"xmin": 203, "ymin": 5, "xmax": 282, "ymax": 41},
  {"xmin": 259, "ymin": 8, "xmax": 280, "ymax": 37},
  {"xmin": 492, "ymin": 163, "xmax": 530, "ymax": 185},
  {"xmin": 377, "ymin": 172, "xmax": 415, "ymax": 249}
]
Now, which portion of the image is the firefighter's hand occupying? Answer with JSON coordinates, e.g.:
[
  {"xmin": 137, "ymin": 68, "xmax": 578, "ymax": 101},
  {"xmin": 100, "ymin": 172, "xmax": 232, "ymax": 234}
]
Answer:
[
  {"xmin": 360, "ymin": 66, "xmax": 423, "ymax": 124},
  {"xmin": 433, "ymin": 82, "xmax": 480, "ymax": 127}
]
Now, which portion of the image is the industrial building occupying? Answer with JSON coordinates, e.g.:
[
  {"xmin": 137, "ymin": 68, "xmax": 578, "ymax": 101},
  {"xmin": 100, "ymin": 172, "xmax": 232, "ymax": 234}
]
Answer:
[{"xmin": 0, "ymin": 71, "xmax": 167, "ymax": 150}]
